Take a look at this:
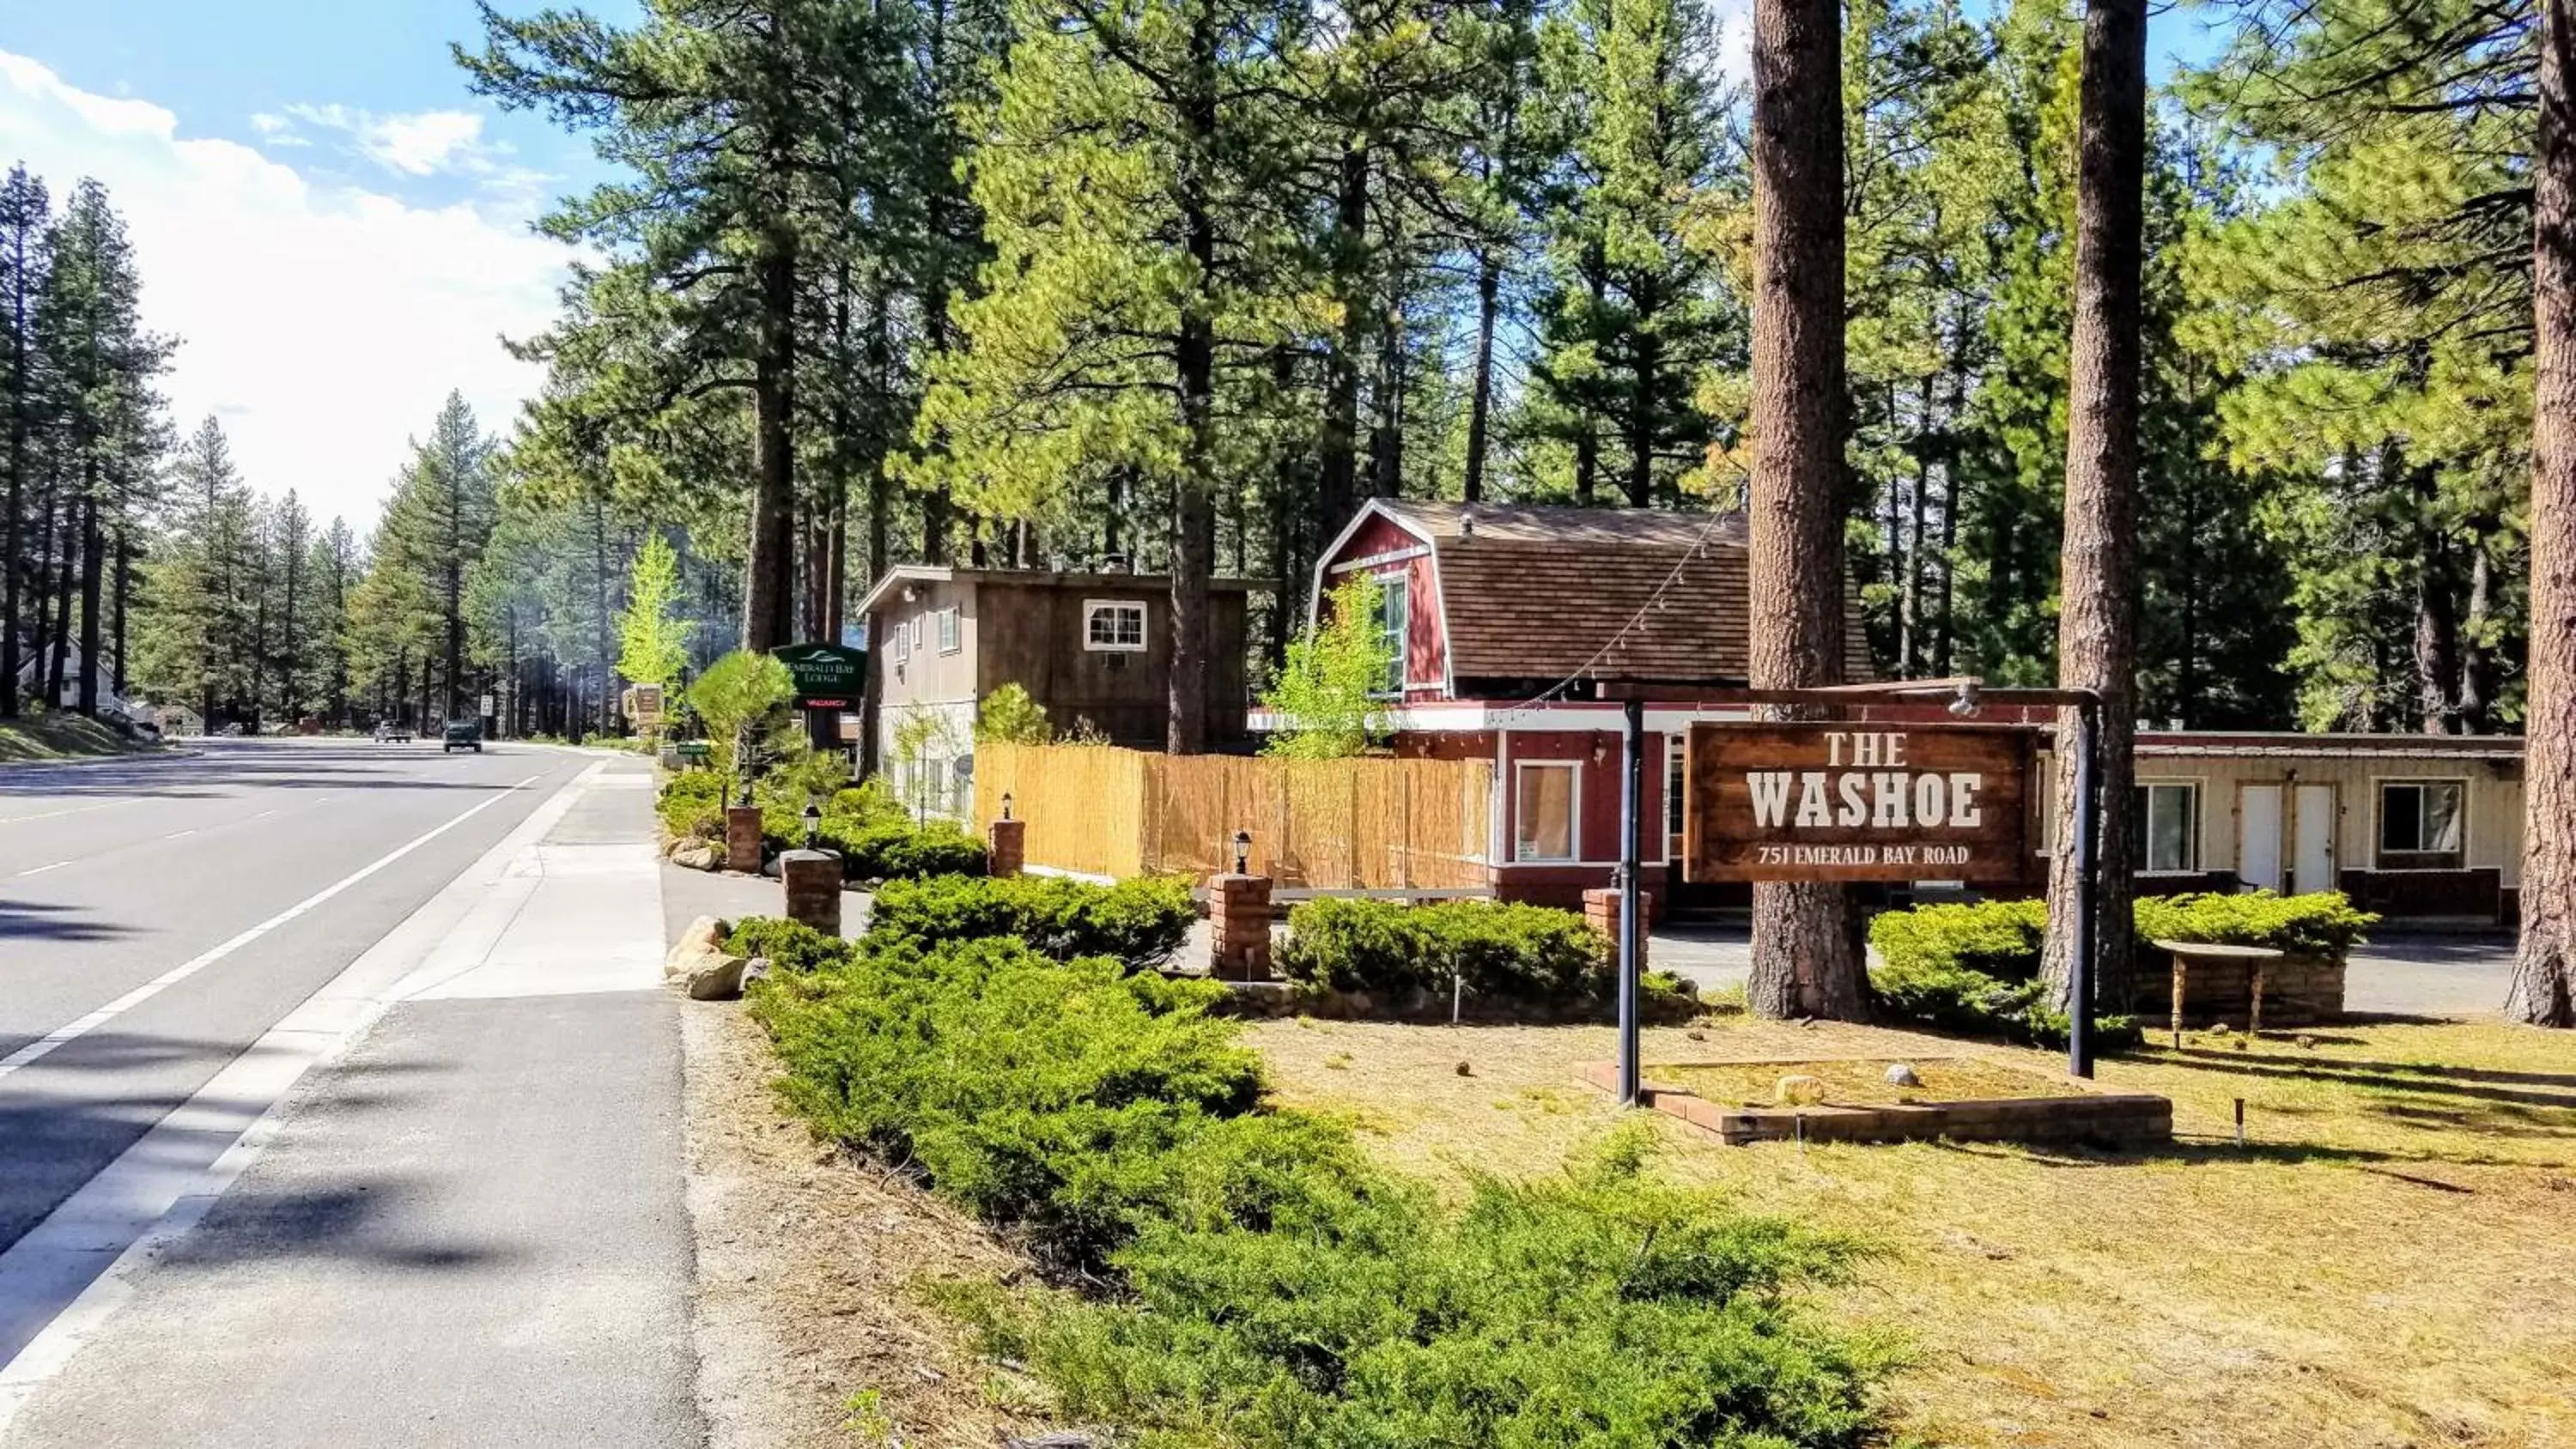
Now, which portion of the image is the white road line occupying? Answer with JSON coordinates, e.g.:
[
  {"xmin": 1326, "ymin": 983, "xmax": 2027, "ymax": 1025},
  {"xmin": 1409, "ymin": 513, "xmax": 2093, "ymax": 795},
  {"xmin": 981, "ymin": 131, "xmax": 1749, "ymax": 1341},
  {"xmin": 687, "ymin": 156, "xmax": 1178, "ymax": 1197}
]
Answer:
[
  {"xmin": 0, "ymin": 762, "xmax": 606, "ymax": 1422},
  {"xmin": 161, "ymin": 829, "xmax": 195, "ymax": 841},
  {"xmin": 0, "ymin": 803, "xmax": 125, "ymax": 828},
  {"xmin": 15, "ymin": 862, "xmax": 70, "ymax": 878},
  {"xmin": 0, "ymin": 773, "xmax": 544, "ymax": 1082}
]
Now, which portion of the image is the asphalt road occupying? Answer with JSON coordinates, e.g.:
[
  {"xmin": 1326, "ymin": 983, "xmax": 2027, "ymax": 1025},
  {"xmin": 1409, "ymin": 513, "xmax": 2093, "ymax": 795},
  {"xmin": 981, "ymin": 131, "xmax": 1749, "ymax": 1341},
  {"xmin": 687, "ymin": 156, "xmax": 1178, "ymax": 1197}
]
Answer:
[
  {"xmin": 0, "ymin": 738, "xmax": 700, "ymax": 1447},
  {"xmin": 0, "ymin": 739, "xmax": 588, "ymax": 1261}
]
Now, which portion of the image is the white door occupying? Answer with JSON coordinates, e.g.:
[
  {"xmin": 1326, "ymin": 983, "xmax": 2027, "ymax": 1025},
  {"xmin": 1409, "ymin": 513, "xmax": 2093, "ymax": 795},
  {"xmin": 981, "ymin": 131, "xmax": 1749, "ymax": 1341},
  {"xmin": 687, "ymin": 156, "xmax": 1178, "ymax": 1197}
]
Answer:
[
  {"xmin": 2240, "ymin": 784, "xmax": 2284, "ymax": 892},
  {"xmin": 2292, "ymin": 784, "xmax": 2335, "ymax": 895}
]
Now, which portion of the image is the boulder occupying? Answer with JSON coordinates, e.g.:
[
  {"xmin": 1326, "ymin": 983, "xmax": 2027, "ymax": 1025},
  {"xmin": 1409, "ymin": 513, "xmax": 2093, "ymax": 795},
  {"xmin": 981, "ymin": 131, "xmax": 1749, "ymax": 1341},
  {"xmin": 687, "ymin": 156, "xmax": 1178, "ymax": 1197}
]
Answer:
[
  {"xmin": 665, "ymin": 915, "xmax": 733, "ymax": 983},
  {"xmin": 1883, "ymin": 1062, "xmax": 1923, "ymax": 1088},
  {"xmin": 740, "ymin": 955, "xmax": 774, "ymax": 989},
  {"xmin": 1773, "ymin": 1073, "xmax": 1827, "ymax": 1106},
  {"xmin": 670, "ymin": 841, "xmax": 719, "ymax": 870},
  {"xmin": 683, "ymin": 952, "xmax": 750, "ymax": 1000}
]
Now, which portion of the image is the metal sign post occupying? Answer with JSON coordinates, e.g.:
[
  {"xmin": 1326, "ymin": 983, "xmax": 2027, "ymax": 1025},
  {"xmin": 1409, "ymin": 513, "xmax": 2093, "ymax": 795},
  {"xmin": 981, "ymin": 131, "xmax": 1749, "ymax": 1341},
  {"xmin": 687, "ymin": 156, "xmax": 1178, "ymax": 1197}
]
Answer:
[{"xmin": 1616, "ymin": 699, "xmax": 1644, "ymax": 1106}]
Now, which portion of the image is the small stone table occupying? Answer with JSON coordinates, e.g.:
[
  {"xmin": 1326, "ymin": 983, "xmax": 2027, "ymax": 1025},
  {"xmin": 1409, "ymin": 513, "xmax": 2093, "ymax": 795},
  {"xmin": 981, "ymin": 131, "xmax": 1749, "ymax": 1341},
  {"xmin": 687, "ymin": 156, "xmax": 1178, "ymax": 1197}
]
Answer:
[{"xmin": 2152, "ymin": 939, "xmax": 2287, "ymax": 1046}]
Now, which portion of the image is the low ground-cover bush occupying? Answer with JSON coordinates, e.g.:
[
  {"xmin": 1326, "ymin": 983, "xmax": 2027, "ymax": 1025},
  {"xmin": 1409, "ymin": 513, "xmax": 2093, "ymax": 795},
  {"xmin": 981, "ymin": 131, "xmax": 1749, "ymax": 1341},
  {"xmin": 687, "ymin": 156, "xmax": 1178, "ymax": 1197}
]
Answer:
[
  {"xmin": 866, "ymin": 874, "xmax": 1194, "ymax": 969},
  {"xmin": 748, "ymin": 924, "xmax": 1892, "ymax": 1445},
  {"xmin": 1278, "ymin": 897, "xmax": 1607, "ymax": 1002},
  {"xmin": 726, "ymin": 917, "xmax": 850, "ymax": 974},
  {"xmin": 817, "ymin": 817, "xmax": 987, "ymax": 881},
  {"xmin": 1869, "ymin": 891, "xmax": 2375, "ymax": 1048}
]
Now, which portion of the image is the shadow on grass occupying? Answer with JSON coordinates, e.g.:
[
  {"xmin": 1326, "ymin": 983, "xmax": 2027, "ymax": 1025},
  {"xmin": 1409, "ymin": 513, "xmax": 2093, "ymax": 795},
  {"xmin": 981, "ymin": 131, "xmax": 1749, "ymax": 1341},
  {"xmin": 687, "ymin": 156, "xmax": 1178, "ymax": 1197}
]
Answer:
[{"xmin": 2132, "ymin": 1047, "xmax": 2576, "ymax": 1116}]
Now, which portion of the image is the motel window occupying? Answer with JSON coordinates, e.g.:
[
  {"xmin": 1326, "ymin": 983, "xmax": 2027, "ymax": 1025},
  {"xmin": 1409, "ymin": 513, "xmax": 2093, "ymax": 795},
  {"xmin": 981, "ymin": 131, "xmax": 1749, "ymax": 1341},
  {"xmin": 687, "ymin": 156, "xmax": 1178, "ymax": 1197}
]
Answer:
[
  {"xmin": 1372, "ymin": 574, "xmax": 1409, "ymax": 695},
  {"xmin": 2131, "ymin": 782, "xmax": 2198, "ymax": 873},
  {"xmin": 1084, "ymin": 599, "xmax": 1147, "ymax": 652},
  {"xmin": 937, "ymin": 606, "xmax": 960, "ymax": 654},
  {"xmin": 891, "ymin": 621, "xmax": 909, "ymax": 663},
  {"xmin": 2378, "ymin": 780, "xmax": 2465, "ymax": 869},
  {"xmin": 1516, "ymin": 761, "xmax": 1579, "ymax": 863},
  {"xmin": 1666, "ymin": 738, "xmax": 1685, "ymax": 844}
]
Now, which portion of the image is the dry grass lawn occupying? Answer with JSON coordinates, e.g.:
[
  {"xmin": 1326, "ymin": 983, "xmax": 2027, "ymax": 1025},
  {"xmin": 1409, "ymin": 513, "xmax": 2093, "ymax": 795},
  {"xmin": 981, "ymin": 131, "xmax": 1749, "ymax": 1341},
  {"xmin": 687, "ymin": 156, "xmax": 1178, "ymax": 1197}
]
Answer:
[{"xmin": 1249, "ymin": 1010, "xmax": 2576, "ymax": 1449}]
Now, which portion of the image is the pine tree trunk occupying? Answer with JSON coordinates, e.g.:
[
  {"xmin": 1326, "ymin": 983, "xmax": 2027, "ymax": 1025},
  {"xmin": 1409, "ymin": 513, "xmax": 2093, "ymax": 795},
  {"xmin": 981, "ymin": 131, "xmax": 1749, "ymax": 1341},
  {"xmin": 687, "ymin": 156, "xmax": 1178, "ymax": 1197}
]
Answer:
[
  {"xmin": 1319, "ymin": 144, "xmax": 1369, "ymax": 531},
  {"xmin": 0, "ymin": 221, "xmax": 25, "ymax": 720},
  {"xmin": 1747, "ymin": 0, "xmax": 1862, "ymax": 1021},
  {"xmin": 113, "ymin": 525, "xmax": 130, "ymax": 698},
  {"xmin": 1902, "ymin": 376, "xmax": 1931, "ymax": 677},
  {"xmin": 742, "ymin": 231, "xmax": 798, "ymax": 652},
  {"xmin": 46, "ymin": 484, "xmax": 75, "ymax": 710},
  {"xmin": 1166, "ymin": 5, "xmax": 1219, "ymax": 756},
  {"xmin": 1626, "ymin": 306, "xmax": 1659, "ymax": 508},
  {"xmin": 2040, "ymin": 0, "xmax": 2148, "ymax": 1011},
  {"xmin": 2461, "ymin": 536, "xmax": 2496, "ymax": 732},
  {"xmin": 1462, "ymin": 246, "xmax": 1502, "ymax": 504},
  {"xmin": 76, "ymin": 492, "xmax": 101, "ymax": 716},
  {"xmin": 2512, "ymin": 0, "xmax": 2576, "ymax": 1028}
]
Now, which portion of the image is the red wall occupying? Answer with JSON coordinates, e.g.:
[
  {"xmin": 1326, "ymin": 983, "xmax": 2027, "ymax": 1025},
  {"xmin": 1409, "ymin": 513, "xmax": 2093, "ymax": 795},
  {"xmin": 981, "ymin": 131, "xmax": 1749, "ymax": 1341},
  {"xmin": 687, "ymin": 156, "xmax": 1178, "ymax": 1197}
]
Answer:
[{"xmin": 1320, "ymin": 512, "xmax": 1449, "ymax": 700}]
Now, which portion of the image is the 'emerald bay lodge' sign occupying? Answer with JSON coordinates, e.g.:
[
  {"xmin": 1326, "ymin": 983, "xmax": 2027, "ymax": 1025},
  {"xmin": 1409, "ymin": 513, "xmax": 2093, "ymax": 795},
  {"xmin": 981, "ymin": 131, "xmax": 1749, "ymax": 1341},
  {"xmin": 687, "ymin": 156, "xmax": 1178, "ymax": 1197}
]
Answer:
[
  {"xmin": 773, "ymin": 641, "xmax": 867, "ymax": 708},
  {"xmin": 1682, "ymin": 722, "xmax": 2035, "ymax": 883}
]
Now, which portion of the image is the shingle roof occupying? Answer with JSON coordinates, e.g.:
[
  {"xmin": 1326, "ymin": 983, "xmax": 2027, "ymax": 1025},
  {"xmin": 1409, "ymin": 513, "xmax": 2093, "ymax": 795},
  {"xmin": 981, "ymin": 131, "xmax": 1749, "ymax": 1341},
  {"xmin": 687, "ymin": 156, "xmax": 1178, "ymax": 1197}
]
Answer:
[{"xmin": 1363, "ymin": 500, "xmax": 1873, "ymax": 688}]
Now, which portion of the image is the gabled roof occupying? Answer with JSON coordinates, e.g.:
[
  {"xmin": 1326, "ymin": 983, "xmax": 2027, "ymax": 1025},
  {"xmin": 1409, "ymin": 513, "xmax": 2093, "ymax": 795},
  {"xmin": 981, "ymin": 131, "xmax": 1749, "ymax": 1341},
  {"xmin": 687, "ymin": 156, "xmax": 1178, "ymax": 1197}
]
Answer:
[
  {"xmin": 858, "ymin": 564, "xmax": 1260, "ymax": 618},
  {"xmin": 1319, "ymin": 499, "xmax": 1872, "ymax": 688}
]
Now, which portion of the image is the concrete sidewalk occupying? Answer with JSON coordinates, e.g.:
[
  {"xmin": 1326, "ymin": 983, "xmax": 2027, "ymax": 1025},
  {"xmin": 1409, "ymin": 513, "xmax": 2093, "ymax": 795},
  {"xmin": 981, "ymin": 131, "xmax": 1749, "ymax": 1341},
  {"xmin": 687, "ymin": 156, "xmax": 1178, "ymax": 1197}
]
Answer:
[{"xmin": 0, "ymin": 759, "xmax": 699, "ymax": 1448}]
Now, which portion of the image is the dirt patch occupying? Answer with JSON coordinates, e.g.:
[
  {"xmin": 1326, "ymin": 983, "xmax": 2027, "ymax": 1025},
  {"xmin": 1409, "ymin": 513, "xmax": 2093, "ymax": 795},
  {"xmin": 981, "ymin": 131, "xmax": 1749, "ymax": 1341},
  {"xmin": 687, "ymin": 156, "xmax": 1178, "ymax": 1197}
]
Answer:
[
  {"xmin": 682, "ymin": 997, "xmax": 1036, "ymax": 1449},
  {"xmin": 1246, "ymin": 1013, "xmax": 2576, "ymax": 1448},
  {"xmin": 1657, "ymin": 1056, "xmax": 2084, "ymax": 1108}
]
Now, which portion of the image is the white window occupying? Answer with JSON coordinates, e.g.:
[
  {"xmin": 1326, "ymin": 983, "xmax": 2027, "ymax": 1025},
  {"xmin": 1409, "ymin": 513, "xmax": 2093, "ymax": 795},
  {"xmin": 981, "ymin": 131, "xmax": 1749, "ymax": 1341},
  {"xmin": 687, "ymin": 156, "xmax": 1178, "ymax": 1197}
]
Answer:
[
  {"xmin": 2132, "ymin": 781, "xmax": 2198, "ymax": 873},
  {"xmin": 2378, "ymin": 779, "xmax": 2465, "ymax": 868},
  {"xmin": 1515, "ymin": 761, "xmax": 1579, "ymax": 863},
  {"xmin": 891, "ymin": 621, "xmax": 909, "ymax": 663},
  {"xmin": 1372, "ymin": 573, "xmax": 1408, "ymax": 694},
  {"xmin": 937, "ymin": 607, "xmax": 960, "ymax": 654},
  {"xmin": 1084, "ymin": 599, "xmax": 1147, "ymax": 652}
]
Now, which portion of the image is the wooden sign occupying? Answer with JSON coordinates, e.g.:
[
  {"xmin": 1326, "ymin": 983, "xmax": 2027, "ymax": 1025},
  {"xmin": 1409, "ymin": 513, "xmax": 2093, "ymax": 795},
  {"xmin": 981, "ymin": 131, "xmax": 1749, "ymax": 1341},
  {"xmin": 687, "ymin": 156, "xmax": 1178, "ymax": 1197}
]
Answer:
[{"xmin": 1683, "ymin": 722, "xmax": 2035, "ymax": 883}]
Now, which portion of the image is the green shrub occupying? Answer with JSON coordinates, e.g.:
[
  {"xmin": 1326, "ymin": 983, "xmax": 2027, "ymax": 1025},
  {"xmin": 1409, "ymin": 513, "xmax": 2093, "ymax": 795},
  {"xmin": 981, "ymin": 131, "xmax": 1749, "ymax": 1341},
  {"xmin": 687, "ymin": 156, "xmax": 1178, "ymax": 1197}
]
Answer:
[
  {"xmin": 751, "ymin": 934, "xmax": 1304, "ymax": 1267},
  {"xmin": 752, "ymin": 932, "xmax": 1892, "ymax": 1446},
  {"xmin": 829, "ymin": 779, "xmax": 905, "ymax": 823},
  {"xmin": 2134, "ymin": 890, "xmax": 2377, "ymax": 957},
  {"xmin": 726, "ymin": 917, "xmax": 851, "ymax": 974},
  {"xmin": 1276, "ymin": 896, "xmax": 1609, "ymax": 1003},
  {"xmin": 866, "ymin": 874, "xmax": 1194, "ymax": 968},
  {"xmin": 658, "ymin": 769, "xmax": 730, "ymax": 840},
  {"xmin": 942, "ymin": 1130, "xmax": 1889, "ymax": 1449},
  {"xmin": 818, "ymin": 818, "xmax": 988, "ymax": 881},
  {"xmin": 1866, "ymin": 890, "xmax": 2372, "ymax": 1050}
]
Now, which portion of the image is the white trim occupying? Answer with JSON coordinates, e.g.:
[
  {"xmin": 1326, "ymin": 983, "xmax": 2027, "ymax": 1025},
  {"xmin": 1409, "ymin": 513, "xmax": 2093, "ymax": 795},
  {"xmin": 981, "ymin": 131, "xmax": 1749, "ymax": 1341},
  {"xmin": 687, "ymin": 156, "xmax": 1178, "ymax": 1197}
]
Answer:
[
  {"xmin": 1308, "ymin": 499, "xmax": 1436, "ymax": 636},
  {"xmin": 1425, "ymin": 533, "xmax": 1457, "ymax": 699},
  {"xmin": 1081, "ymin": 598, "xmax": 1149, "ymax": 652},
  {"xmin": 1512, "ymin": 757, "xmax": 1583, "ymax": 864},
  {"xmin": 2367, "ymin": 773, "xmax": 2471, "ymax": 871},
  {"xmin": 1249, "ymin": 700, "xmax": 1762, "ymax": 735},
  {"xmin": 1329, "ymin": 544, "xmax": 1431, "ymax": 573}
]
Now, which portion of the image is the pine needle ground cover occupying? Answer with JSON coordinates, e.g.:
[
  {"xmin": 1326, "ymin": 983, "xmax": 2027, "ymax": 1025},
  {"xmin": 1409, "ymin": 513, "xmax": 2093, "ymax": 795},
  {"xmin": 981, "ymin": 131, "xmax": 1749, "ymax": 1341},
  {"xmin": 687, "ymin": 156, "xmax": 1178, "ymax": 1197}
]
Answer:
[{"xmin": 1252, "ymin": 1014, "xmax": 2576, "ymax": 1448}]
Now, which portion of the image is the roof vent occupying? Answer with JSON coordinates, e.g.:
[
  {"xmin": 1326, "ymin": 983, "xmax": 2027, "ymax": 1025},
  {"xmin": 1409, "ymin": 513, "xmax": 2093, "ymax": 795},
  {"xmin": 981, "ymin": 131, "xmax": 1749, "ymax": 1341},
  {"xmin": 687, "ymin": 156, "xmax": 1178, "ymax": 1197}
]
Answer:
[{"xmin": 1460, "ymin": 508, "xmax": 1476, "ymax": 539}]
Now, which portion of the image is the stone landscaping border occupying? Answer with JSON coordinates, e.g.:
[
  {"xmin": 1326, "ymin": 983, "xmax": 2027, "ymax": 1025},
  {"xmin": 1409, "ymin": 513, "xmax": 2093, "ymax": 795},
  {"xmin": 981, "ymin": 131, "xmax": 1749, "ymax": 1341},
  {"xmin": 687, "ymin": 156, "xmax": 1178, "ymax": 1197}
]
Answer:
[{"xmin": 1577, "ymin": 1059, "xmax": 2172, "ymax": 1148}]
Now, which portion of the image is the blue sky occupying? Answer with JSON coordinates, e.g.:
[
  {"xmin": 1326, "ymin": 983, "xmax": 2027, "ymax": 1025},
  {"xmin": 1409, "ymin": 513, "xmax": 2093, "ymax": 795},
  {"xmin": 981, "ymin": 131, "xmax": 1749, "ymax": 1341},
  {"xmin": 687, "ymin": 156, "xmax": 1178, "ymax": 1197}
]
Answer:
[{"xmin": 0, "ymin": 3, "xmax": 642, "ymax": 530}]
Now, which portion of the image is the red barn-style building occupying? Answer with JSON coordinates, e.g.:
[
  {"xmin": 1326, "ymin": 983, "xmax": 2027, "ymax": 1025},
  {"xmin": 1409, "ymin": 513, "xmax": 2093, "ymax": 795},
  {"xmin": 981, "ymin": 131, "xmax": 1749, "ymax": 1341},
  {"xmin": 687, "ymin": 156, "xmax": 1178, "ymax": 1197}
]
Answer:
[{"xmin": 1261, "ymin": 499, "xmax": 1874, "ymax": 909}]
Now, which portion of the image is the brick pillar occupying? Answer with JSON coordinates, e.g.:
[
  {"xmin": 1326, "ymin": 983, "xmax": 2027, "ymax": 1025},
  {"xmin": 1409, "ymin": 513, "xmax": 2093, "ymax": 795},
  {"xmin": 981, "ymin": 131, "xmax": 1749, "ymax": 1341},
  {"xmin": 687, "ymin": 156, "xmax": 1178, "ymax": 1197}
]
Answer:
[
  {"xmin": 1207, "ymin": 873, "xmax": 1273, "ymax": 981},
  {"xmin": 724, "ymin": 804, "xmax": 764, "ymax": 873},
  {"xmin": 781, "ymin": 850, "xmax": 842, "ymax": 935},
  {"xmin": 1582, "ymin": 888, "xmax": 1653, "ymax": 974},
  {"xmin": 988, "ymin": 817, "xmax": 1025, "ymax": 878}
]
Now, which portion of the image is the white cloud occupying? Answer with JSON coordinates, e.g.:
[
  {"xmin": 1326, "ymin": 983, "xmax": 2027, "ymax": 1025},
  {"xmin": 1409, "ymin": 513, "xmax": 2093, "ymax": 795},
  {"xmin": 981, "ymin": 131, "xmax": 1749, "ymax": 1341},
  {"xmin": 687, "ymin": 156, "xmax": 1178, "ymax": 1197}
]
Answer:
[
  {"xmin": 281, "ymin": 102, "xmax": 499, "ymax": 179},
  {"xmin": 0, "ymin": 52, "xmax": 574, "ymax": 533}
]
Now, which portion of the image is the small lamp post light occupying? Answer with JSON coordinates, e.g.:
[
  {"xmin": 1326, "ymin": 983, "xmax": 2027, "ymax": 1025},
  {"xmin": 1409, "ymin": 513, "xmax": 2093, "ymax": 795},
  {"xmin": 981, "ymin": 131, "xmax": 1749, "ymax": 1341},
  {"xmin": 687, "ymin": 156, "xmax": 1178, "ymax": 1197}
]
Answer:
[
  {"xmin": 801, "ymin": 802, "xmax": 822, "ymax": 852},
  {"xmin": 1232, "ymin": 829, "xmax": 1252, "ymax": 876},
  {"xmin": 1000, "ymin": 791, "xmax": 1014, "ymax": 822}
]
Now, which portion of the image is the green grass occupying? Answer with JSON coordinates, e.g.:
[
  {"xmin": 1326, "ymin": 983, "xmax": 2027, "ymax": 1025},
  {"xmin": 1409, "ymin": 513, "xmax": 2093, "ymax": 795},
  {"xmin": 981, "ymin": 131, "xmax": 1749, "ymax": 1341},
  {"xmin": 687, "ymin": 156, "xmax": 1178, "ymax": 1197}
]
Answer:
[{"xmin": 0, "ymin": 712, "xmax": 155, "ymax": 763}]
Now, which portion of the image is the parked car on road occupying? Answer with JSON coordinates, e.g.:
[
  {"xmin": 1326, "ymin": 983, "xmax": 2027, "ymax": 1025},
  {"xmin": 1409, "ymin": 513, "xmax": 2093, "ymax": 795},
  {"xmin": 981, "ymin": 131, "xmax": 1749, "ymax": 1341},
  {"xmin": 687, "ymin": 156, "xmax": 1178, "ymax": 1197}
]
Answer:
[{"xmin": 374, "ymin": 721, "xmax": 412, "ymax": 743}]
